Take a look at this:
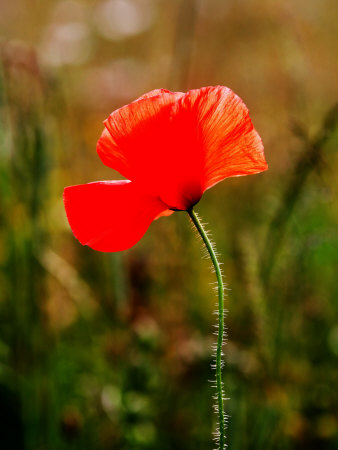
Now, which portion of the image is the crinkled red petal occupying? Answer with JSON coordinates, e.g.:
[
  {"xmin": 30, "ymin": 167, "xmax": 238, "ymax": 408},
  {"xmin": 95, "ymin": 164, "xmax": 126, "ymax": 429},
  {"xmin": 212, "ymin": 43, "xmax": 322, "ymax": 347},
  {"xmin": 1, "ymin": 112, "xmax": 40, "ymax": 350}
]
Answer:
[
  {"xmin": 63, "ymin": 180, "xmax": 168, "ymax": 252},
  {"xmin": 97, "ymin": 90, "xmax": 184, "ymax": 182},
  {"xmin": 179, "ymin": 86, "xmax": 267, "ymax": 191},
  {"xmin": 97, "ymin": 91, "xmax": 203, "ymax": 210},
  {"xmin": 96, "ymin": 86, "xmax": 267, "ymax": 211}
]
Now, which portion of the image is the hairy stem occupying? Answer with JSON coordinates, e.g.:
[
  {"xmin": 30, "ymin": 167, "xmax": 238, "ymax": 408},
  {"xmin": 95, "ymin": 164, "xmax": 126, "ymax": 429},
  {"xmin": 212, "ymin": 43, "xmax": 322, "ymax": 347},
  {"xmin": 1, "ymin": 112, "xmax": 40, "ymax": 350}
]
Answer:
[{"xmin": 187, "ymin": 208, "xmax": 226, "ymax": 449}]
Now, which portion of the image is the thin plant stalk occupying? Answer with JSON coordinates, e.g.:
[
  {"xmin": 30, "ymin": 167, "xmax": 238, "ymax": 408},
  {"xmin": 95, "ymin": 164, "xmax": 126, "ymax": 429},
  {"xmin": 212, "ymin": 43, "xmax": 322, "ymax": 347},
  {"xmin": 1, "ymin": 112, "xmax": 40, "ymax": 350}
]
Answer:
[{"xmin": 188, "ymin": 207, "xmax": 226, "ymax": 449}]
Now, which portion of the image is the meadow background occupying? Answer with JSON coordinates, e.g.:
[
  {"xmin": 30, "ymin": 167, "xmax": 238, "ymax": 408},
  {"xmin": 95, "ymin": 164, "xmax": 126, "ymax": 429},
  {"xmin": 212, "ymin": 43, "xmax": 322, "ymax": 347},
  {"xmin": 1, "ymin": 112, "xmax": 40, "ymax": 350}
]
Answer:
[{"xmin": 0, "ymin": 0, "xmax": 338, "ymax": 449}]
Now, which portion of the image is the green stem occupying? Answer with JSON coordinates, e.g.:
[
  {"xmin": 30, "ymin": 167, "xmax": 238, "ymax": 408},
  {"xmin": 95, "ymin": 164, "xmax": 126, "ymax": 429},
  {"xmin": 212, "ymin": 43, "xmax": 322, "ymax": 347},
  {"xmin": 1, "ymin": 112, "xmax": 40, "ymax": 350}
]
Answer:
[{"xmin": 187, "ymin": 207, "xmax": 226, "ymax": 449}]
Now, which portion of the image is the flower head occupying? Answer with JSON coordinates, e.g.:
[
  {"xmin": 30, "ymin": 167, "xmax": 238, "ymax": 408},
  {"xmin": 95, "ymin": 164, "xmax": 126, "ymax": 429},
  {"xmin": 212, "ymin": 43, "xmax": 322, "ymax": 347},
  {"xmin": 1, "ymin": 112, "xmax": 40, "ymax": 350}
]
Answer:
[{"xmin": 64, "ymin": 86, "xmax": 267, "ymax": 251}]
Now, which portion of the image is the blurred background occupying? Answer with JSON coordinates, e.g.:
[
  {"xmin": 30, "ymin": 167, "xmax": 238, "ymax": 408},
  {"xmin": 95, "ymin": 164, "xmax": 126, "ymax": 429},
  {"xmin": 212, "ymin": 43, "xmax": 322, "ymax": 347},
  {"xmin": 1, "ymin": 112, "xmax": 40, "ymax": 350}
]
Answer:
[{"xmin": 0, "ymin": 0, "xmax": 338, "ymax": 449}]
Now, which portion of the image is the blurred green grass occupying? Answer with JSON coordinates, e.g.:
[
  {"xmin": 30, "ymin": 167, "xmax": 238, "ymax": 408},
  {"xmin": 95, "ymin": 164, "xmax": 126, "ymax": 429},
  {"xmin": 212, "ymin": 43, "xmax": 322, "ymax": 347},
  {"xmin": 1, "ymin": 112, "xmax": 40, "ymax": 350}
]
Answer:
[{"xmin": 0, "ymin": 1, "xmax": 338, "ymax": 449}]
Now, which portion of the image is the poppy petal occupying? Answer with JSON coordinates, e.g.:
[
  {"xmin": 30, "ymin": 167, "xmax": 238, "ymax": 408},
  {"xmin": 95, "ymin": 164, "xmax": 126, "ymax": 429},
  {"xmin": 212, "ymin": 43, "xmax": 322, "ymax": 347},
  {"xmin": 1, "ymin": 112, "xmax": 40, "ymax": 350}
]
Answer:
[
  {"xmin": 98, "ymin": 91, "xmax": 205, "ymax": 210},
  {"xmin": 96, "ymin": 128, "xmax": 129, "ymax": 179},
  {"xmin": 63, "ymin": 180, "xmax": 168, "ymax": 252},
  {"xmin": 96, "ymin": 90, "xmax": 184, "ymax": 181},
  {"xmin": 178, "ymin": 86, "xmax": 267, "ymax": 191},
  {"xmin": 96, "ymin": 86, "xmax": 267, "ymax": 212}
]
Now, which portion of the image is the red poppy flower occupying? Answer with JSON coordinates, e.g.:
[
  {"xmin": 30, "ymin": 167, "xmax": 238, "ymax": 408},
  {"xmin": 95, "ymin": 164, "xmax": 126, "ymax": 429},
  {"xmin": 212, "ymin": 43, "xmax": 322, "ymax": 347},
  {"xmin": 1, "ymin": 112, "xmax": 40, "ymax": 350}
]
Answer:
[{"xmin": 64, "ymin": 86, "xmax": 267, "ymax": 252}]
